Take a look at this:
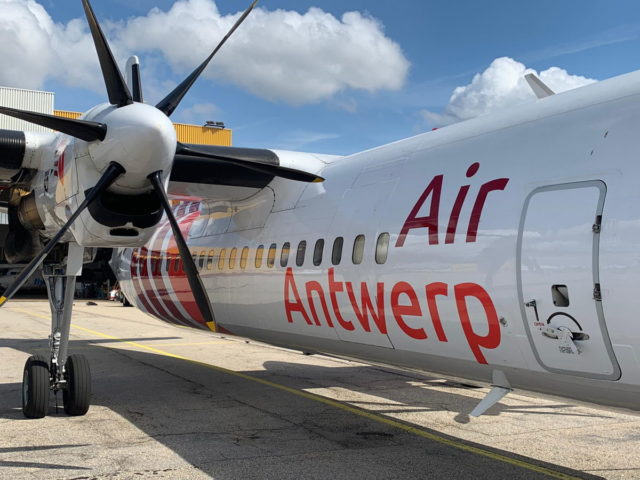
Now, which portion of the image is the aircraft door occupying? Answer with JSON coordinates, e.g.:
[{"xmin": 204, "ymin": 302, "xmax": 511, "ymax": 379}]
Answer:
[{"xmin": 518, "ymin": 181, "xmax": 620, "ymax": 380}]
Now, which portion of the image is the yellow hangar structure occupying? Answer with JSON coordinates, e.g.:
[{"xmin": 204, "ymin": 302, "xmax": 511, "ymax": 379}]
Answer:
[
  {"xmin": 0, "ymin": 85, "xmax": 232, "ymax": 147},
  {"xmin": 54, "ymin": 109, "xmax": 232, "ymax": 146}
]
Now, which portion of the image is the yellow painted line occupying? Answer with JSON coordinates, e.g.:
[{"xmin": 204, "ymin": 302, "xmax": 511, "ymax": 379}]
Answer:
[
  {"xmin": 143, "ymin": 341, "xmax": 226, "ymax": 347},
  {"xmin": 8, "ymin": 306, "xmax": 579, "ymax": 480}
]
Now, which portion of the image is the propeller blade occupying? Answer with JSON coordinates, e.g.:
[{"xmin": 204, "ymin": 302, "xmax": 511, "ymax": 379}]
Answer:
[
  {"xmin": 156, "ymin": 0, "xmax": 258, "ymax": 117},
  {"xmin": 82, "ymin": 0, "xmax": 133, "ymax": 107},
  {"xmin": 0, "ymin": 162, "xmax": 125, "ymax": 307},
  {"xmin": 0, "ymin": 106, "xmax": 107, "ymax": 142},
  {"xmin": 148, "ymin": 170, "xmax": 217, "ymax": 330},
  {"xmin": 176, "ymin": 143, "xmax": 324, "ymax": 183},
  {"xmin": 131, "ymin": 62, "xmax": 144, "ymax": 103}
]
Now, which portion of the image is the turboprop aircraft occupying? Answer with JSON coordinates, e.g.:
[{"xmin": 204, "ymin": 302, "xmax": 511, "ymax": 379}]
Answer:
[{"xmin": 2, "ymin": 0, "xmax": 640, "ymax": 420}]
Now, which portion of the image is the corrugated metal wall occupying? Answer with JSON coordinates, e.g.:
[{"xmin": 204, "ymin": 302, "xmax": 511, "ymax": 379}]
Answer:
[
  {"xmin": 0, "ymin": 87, "xmax": 54, "ymax": 132},
  {"xmin": 173, "ymin": 122, "xmax": 232, "ymax": 146},
  {"xmin": 53, "ymin": 111, "xmax": 232, "ymax": 145},
  {"xmin": 54, "ymin": 110, "xmax": 81, "ymax": 119}
]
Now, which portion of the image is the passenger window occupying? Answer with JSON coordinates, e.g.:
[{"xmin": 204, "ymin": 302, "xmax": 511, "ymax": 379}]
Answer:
[
  {"xmin": 313, "ymin": 239, "xmax": 324, "ymax": 266},
  {"xmin": 375, "ymin": 233, "xmax": 390, "ymax": 265},
  {"xmin": 218, "ymin": 248, "xmax": 227, "ymax": 270},
  {"xmin": 267, "ymin": 243, "xmax": 277, "ymax": 268},
  {"xmin": 296, "ymin": 241, "xmax": 306, "ymax": 267},
  {"xmin": 240, "ymin": 247, "xmax": 249, "ymax": 269},
  {"xmin": 352, "ymin": 235, "xmax": 365, "ymax": 264},
  {"xmin": 198, "ymin": 250, "xmax": 206, "ymax": 270},
  {"xmin": 207, "ymin": 249, "xmax": 215, "ymax": 270},
  {"xmin": 255, "ymin": 245, "xmax": 264, "ymax": 268},
  {"xmin": 332, "ymin": 237, "xmax": 343, "ymax": 265},
  {"xmin": 229, "ymin": 248, "xmax": 237, "ymax": 269},
  {"xmin": 172, "ymin": 257, "xmax": 180, "ymax": 273},
  {"xmin": 281, "ymin": 242, "xmax": 290, "ymax": 267}
]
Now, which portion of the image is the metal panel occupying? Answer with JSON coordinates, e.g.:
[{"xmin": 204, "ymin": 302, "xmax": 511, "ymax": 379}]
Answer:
[
  {"xmin": 54, "ymin": 110, "xmax": 82, "ymax": 119},
  {"xmin": 0, "ymin": 87, "xmax": 54, "ymax": 133},
  {"xmin": 173, "ymin": 122, "xmax": 232, "ymax": 146}
]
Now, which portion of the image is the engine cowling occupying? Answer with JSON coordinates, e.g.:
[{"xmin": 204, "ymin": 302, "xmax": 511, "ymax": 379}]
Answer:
[{"xmin": 0, "ymin": 129, "xmax": 57, "ymax": 181}]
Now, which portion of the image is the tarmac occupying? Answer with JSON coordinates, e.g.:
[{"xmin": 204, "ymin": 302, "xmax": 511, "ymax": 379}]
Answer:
[{"xmin": 1, "ymin": 300, "xmax": 639, "ymax": 479}]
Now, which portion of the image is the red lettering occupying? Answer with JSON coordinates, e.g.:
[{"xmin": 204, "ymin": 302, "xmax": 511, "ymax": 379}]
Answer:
[
  {"xmin": 346, "ymin": 281, "xmax": 387, "ymax": 334},
  {"xmin": 284, "ymin": 268, "xmax": 312, "ymax": 325},
  {"xmin": 454, "ymin": 283, "xmax": 501, "ymax": 364},
  {"xmin": 306, "ymin": 281, "xmax": 334, "ymax": 328},
  {"xmin": 391, "ymin": 282, "xmax": 426, "ymax": 339},
  {"xmin": 466, "ymin": 178, "xmax": 509, "ymax": 243},
  {"xmin": 396, "ymin": 175, "xmax": 443, "ymax": 247},
  {"xmin": 446, "ymin": 163, "xmax": 480, "ymax": 244},
  {"xmin": 445, "ymin": 186, "xmax": 469, "ymax": 244},
  {"xmin": 328, "ymin": 268, "xmax": 355, "ymax": 331},
  {"xmin": 426, "ymin": 282, "xmax": 448, "ymax": 342}
]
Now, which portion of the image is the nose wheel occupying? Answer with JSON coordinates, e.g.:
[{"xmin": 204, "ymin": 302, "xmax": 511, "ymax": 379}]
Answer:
[
  {"xmin": 63, "ymin": 354, "xmax": 91, "ymax": 416},
  {"xmin": 21, "ymin": 243, "xmax": 92, "ymax": 419},
  {"xmin": 22, "ymin": 355, "xmax": 50, "ymax": 419}
]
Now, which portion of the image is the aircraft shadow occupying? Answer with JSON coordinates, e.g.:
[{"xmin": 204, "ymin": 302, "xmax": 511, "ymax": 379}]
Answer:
[{"xmin": 0, "ymin": 337, "xmax": 606, "ymax": 479}]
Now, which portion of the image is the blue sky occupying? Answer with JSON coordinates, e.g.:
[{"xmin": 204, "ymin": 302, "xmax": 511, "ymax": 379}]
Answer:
[{"xmin": 9, "ymin": 1, "xmax": 640, "ymax": 155}]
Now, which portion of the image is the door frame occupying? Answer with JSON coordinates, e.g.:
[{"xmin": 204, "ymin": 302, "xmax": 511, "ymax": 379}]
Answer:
[{"xmin": 516, "ymin": 180, "xmax": 621, "ymax": 380}]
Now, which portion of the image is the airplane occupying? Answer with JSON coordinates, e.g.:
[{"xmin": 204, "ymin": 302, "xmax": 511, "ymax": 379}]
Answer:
[{"xmin": 1, "ymin": 0, "xmax": 639, "ymax": 421}]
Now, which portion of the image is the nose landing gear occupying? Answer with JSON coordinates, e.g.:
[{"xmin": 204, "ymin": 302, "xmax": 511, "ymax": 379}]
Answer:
[{"xmin": 21, "ymin": 243, "xmax": 92, "ymax": 419}]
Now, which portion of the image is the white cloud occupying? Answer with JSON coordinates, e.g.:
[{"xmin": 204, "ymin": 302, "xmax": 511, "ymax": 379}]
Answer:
[
  {"xmin": 0, "ymin": 0, "xmax": 410, "ymax": 105},
  {"xmin": 275, "ymin": 130, "xmax": 339, "ymax": 150},
  {"xmin": 422, "ymin": 57, "xmax": 596, "ymax": 127},
  {"xmin": 0, "ymin": 0, "xmax": 100, "ymax": 91}
]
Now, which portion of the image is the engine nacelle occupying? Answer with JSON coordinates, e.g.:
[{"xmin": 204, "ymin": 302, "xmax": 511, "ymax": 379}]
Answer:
[
  {"xmin": 0, "ymin": 129, "xmax": 57, "ymax": 181},
  {"xmin": 4, "ymin": 203, "xmax": 42, "ymax": 264},
  {"xmin": 27, "ymin": 103, "xmax": 176, "ymax": 248}
]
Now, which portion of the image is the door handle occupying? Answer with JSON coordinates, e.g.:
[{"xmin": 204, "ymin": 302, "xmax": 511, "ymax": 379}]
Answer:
[
  {"xmin": 525, "ymin": 299, "xmax": 540, "ymax": 323},
  {"xmin": 541, "ymin": 326, "xmax": 589, "ymax": 354}
]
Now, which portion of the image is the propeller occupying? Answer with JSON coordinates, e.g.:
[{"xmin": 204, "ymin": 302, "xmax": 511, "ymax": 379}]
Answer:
[
  {"xmin": 81, "ymin": 0, "xmax": 133, "ymax": 107},
  {"xmin": 148, "ymin": 171, "xmax": 217, "ymax": 330},
  {"xmin": 0, "ymin": 162, "xmax": 125, "ymax": 307},
  {"xmin": 156, "ymin": 0, "xmax": 258, "ymax": 117},
  {"xmin": 176, "ymin": 143, "xmax": 324, "ymax": 183},
  {"xmin": 0, "ymin": 106, "xmax": 106, "ymax": 142},
  {"xmin": 0, "ymin": 0, "xmax": 322, "ymax": 327},
  {"xmin": 130, "ymin": 61, "xmax": 144, "ymax": 103}
]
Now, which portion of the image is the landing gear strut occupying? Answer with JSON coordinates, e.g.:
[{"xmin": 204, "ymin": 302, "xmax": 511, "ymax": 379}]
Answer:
[{"xmin": 21, "ymin": 243, "xmax": 91, "ymax": 419}]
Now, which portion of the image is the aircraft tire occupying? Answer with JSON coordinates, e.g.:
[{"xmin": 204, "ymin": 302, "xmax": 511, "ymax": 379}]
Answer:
[
  {"xmin": 22, "ymin": 355, "xmax": 50, "ymax": 419},
  {"xmin": 63, "ymin": 354, "xmax": 91, "ymax": 416}
]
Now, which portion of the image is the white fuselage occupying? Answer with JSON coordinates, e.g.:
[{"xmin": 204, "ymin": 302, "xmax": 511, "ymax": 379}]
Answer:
[{"xmin": 115, "ymin": 69, "xmax": 640, "ymax": 411}]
